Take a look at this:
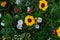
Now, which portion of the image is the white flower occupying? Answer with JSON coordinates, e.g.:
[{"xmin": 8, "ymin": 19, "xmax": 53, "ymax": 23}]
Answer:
[
  {"xmin": 27, "ymin": 7, "xmax": 30, "ymax": 12},
  {"xmin": 14, "ymin": 35, "xmax": 17, "ymax": 37},
  {"xmin": 48, "ymin": 37, "xmax": 52, "ymax": 40},
  {"xmin": 15, "ymin": 0, "xmax": 21, "ymax": 4},
  {"xmin": 1, "ymin": 22, "xmax": 5, "ymax": 26},
  {"xmin": 15, "ymin": 0, "xmax": 23, "ymax": 4},
  {"xmin": 37, "ymin": 17, "xmax": 42, "ymax": 23},
  {"xmin": 18, "ymin": 19, "xmax": 23, "ymax": 25},
  {"xmin": 17, "ymin": 24, "xmax": 22, "ymax": 30},
  {"xmin": 17, "ymin": 19, "xmax": 23, "ymax": 30},
  {"xmin": 0, "ymin": 14, "xmax": 2, "ymax": 18},
  {"xmin": 35, "ymin": 24, "xmax": 40, "ymax": 29}
]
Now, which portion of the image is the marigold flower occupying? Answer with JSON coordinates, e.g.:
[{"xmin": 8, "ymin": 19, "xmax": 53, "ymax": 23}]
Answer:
[
  {"xmin": 56, "ymin": 27, "xmax": 60, "ymax": 37},
  {"xmin": 1, "ymin": 1, "xmax": 7, "ymax": 7},
  {"xmin": 39, "ymin": 0, "xmax": 48, "ymax": 11},
  {"xmin": 25, "ymin": 15, "xmax": 35, "ymax": 26}
]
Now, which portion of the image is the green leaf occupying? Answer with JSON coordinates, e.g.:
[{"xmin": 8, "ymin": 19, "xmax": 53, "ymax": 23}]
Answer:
[{"xmin": 20, "ymin": 33, "xmax": 26, "ymax": 39}]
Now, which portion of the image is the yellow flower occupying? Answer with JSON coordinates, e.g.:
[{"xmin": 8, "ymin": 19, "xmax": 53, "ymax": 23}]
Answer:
[
  {"xmin": 39, "ymin": 0, "xmax": 48, "ymax": 11},
  {"xmin": 25, "ymin": 15, "xmax": 35, "ymax": 26},
  {"xmin": 2, "ymin": 37, "xmax": 6, "ymax": 40},
  {"xmin": 1, "ymin": 1, "xmax": 7, "ymax": 7},
  {"xmin": 35, "ymin": 17, "xmax": 37, "ymax": 24},
  {"xmin": 56, "ymin": 27, "xmax": 60, "ymax": 37},
  {"xmin": 27, "ymin": 33, "xmax": 31, "ymax": 40},
  {"xmin": 40, "ymin": 0, "xmax": 45, "ymax": 1}
]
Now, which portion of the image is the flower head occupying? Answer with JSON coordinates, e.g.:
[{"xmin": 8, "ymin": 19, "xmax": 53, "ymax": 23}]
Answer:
[
  {"xmin": 1, "ymin": 1, "xmax": 7, "ymax": 7},
  {"xmin": 17, "ymin": 24, "xmax": 23, "ymax": 30},
  {"xmin": 25, "ymin": 15, "xmax": 35, "ymax": 26},
  {"xmin": 52, "ymin": 29, "xmax": 56, "ymax": 35},
  {"xmin": 56, "ymin": 27, "xmax": 60, "ymax": 37},
  {"xmin": 1, "ymin": 22, "xmax": 5, "ymax": 26},
  {"xmin": 37, "ymin": 17, "xmax": 42, "ymax": 23},
  {"xmin": 15, "ymin": 0, "xmax": 21, "ymax": 4},
  {"xmin": 39, "ymin": 0, "xmax": 48, "ymax": 11},
  {"xmin": 27, "ymin": 7, "xmax": 33, "ymax": 14},
  {"xmin": 2, "ymin": 37, "xmax": 6, "ymax": 40},
  {"xmin": 14, "ymin": 8, "xmax": 19, "ymax": 13},
  {"xmin": 17, "ymin": 19, "xmax": 23, "ymax": 30},
  {"xmin": 35, "ymin": 17, "xmax": 37, "ymax": 24},
  {"xmin": 35, "ymin": 24, "xmax": 40, "ymax": 29},
  {"xmin": 18, "ymin": 19, "xmax": 23, "ymax": 25}
]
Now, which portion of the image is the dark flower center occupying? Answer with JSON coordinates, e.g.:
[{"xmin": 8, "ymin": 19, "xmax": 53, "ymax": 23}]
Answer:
[
  {"xmin": 35, "ymin": 19, "xmax": 37, "ymax": 22},
  {"xmin": 41, "ymin": 3, "xmax": 45, "ymax": 8},
  {"xmin": 28, "ymin": 19, "xmax": 32, "ymax": 22}
]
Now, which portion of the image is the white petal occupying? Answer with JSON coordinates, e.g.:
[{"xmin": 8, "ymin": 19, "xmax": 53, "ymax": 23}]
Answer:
[
  {"xmin": 35, "ymin": 24, "xmax": 40, "ymax": 29},
  {"xmin": 27, "ymin": 7, "xmax": 30, "ymax": 12},
  {"xmin": 18, "ymin": 20, "xmax": 23, "ymax": 25},
  {"xmin": 15, "ymin": 0, "xmax": 21, "ymax": 4},
  {"xmin": 17, "ymin": 24, "xmax": 22, "ymax": 30},
  {"xmin": 48, "ymin": 38, "xmax": 52, "ymax": 40},
  {"xmin": 0, "ymin": 14, "xmax": 2, "ymax": 18},
  {"xmin": 1, "ymin": 22, "xmax": 5, "ymax": 26},
  {"xmin": 37, "ymin": 17, "xmax": 42, "ymax": 23},
  {"xmin": 14, "ymin": 35, "xmax": 17, "ymax": 37},
  {"xmin": 15, "ymin": 15, "xmax": 18, "ymax": 18}
]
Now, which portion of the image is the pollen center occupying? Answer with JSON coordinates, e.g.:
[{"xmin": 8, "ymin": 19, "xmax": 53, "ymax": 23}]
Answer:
[
  {"xmin": 41, "ymin": 3, "xmax": 45, "ymax": 8},
  {"xmin": 28, "ymin": 19, "xmax": 32, "ymax": 22}
]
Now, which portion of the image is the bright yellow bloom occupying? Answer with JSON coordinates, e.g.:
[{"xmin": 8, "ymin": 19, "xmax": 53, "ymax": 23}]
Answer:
[
  {"xmin": 40, "ymin": 0, "xmax": 45, "ymax": 1},
  {"xmin": 25, "ymin": 15, "xmax": 35, "ymax": 26},
  {"xmin": 35, "ymin": 17, "xmax": 37, "ymax": 24},
  {"xmin": 39, "ymin": 0, "xmax": 48, "ymax": 11},
  {"xmin": 2, "ymin": 37, "xmax": 6, "ymax": 40},
  {"xmin": 56, "ymin": 27, "xmax": 60, "ymax": 37},
  {"xmin": 1, "ymin": 1, "xmax": 7, "ymax": 7}
]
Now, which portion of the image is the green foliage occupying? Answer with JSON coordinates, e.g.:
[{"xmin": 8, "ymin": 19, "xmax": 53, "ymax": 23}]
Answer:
[{"xmin": 0, "ymin": 0, "xmax": 60, "ymax": 40}]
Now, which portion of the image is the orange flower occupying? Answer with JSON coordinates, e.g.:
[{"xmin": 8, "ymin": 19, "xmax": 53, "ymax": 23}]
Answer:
[
  {"xmin": 1, "ymin": 1, "xmax": 7, "ymax": 7},
  {"xmin": 56, "ymin": 27, "xmax": 60, "ymax": 37}
]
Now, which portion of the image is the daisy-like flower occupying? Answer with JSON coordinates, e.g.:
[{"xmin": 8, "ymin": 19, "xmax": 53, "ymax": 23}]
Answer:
[
  {"xmin": 2, "ymin": 38, "xmax": 6, "ymax": 40},
  {"xmin": 18, "ymin": 19, "xmax": 23, "ymax": 25},
  {"xmin": 35, "ymin": 17, "xmax": 37, "ymax": 24},
  {"xmin": 15, "ymin": 0, "xmax": 20, "ymax": 4},
  {"xmin": 25, "ymin": 15, "xmax": 35, "ymax": 26},
  {"xmin": 1, "ymin": 22, "xmax": 5, "ymax": 26},
  {"xmin": 37, "ymin": 17, "xmax": 42, "ymax": 23},
  {"xmin": 56, "ymin": 27, "xmax": 60, "ymax": 37},
  {"xmin": 1, "ymin": 1, "xmax": 7, "ymax": 7},
  {"xmin": 17, "ymin": 19, "xmax": 23, "ymax": 30},
  {"xmin": 17, "ymin": 24, "xmax": 23, "ymax": 30},
  {"xmin": 35, "ymin": 24, "xmax": 40, "ymax": 29},
  {"xmin": 41, "ymin": 0, "xmax": 45, "ymax": 1},
  {"xmin": 39, "ymin": 0, "xmax": 48, "ymax": 11},
  {"xmin": 0, "ymin": 13, "xmax": 2, "ymax": 18},
  {"xmin": 2, "ymin": 37, "xmax": 6, "ymax": 40},
  {"xmin": 15, "ymin": 0, "xmax": 23, "ymax": 4}
]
